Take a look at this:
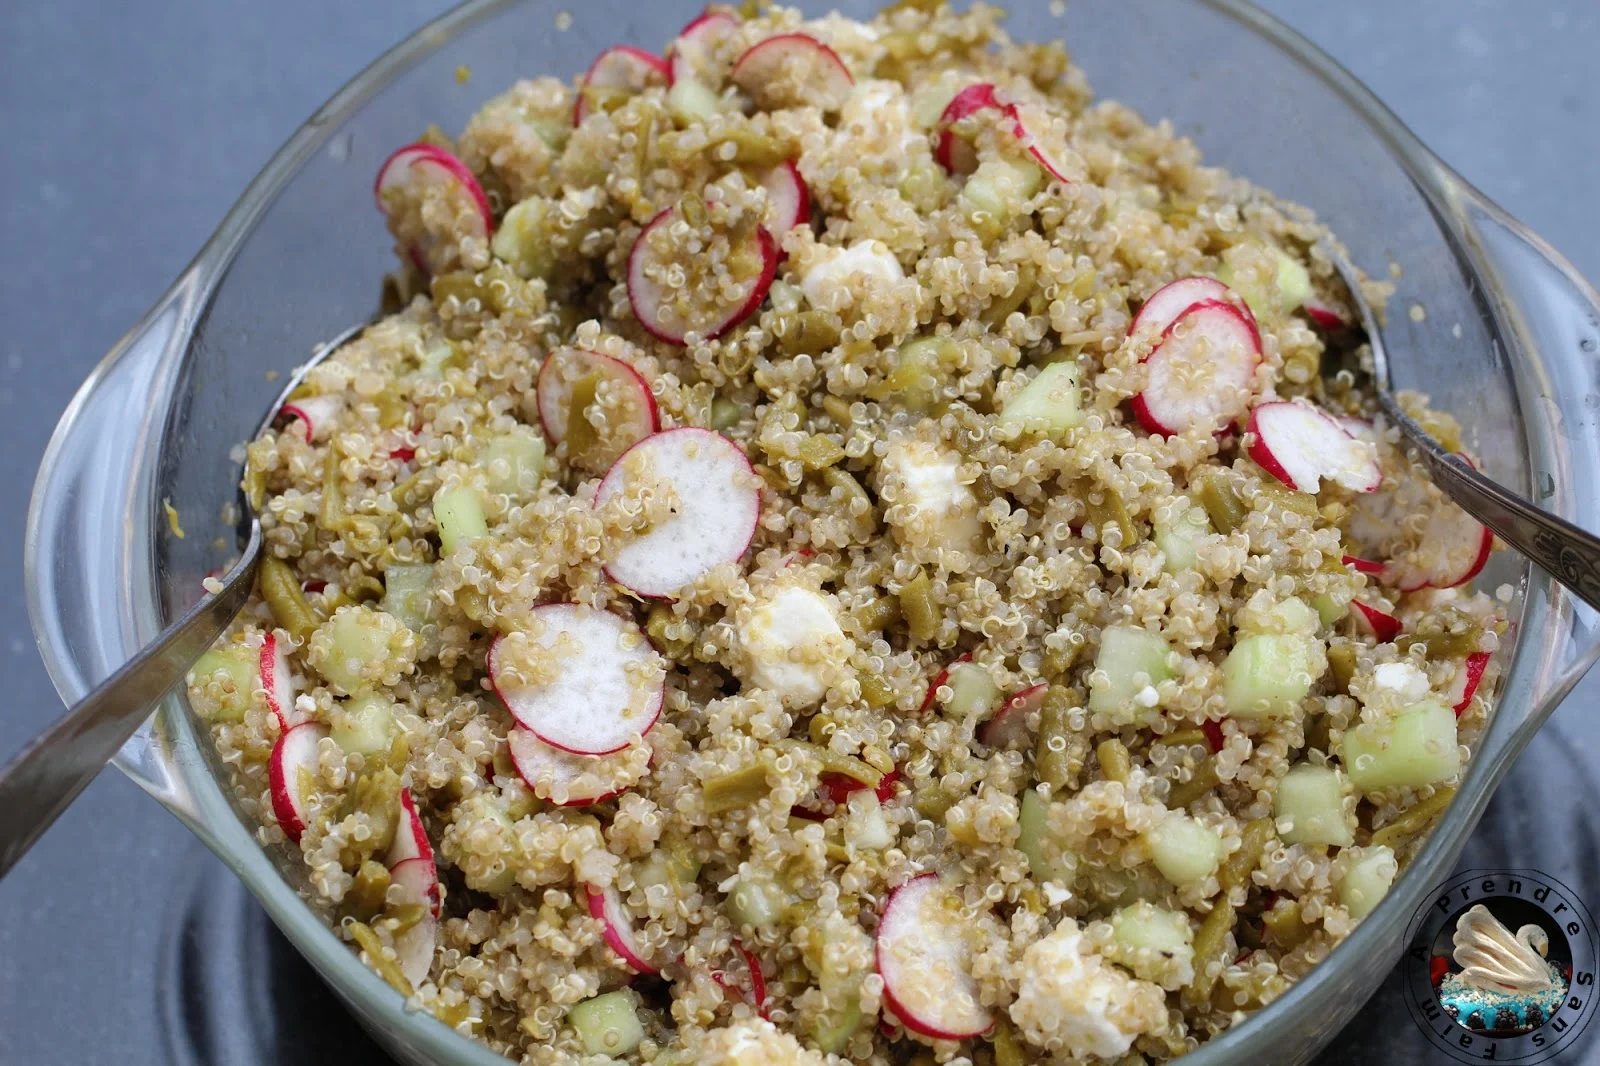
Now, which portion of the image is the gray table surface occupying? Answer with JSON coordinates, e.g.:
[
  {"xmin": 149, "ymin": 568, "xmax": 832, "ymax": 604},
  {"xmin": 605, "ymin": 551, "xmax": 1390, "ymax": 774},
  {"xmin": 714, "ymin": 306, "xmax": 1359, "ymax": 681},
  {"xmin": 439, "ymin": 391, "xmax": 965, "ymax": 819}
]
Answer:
[{"xmin": 2, "ymin": 2, "xmax": 1597, "ymax": 1063}]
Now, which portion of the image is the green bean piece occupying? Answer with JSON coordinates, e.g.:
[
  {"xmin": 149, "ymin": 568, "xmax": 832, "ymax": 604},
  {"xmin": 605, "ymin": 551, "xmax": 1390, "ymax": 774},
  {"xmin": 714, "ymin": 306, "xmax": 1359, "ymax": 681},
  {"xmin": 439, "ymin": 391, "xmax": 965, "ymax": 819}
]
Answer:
[
  {"xmin": 1153, "ymin": 728, "xmax": 1207, "ymax": 749},
  {"xmin": 347, "ymin": 920, "xmax": 414, "ymax": 997},
  {"xmin": 1325, "ymin": 643, "xmax": 1357, "ymax": 695},
  {"xmin": 820, "ymin": 395, "xmax": 855, "ymax": 428},
  {"xmin": 244, "ymin": 460, "xmax": 268, "ymax": 513},
  {"xmin": 777, "ymin": 311, "xmax": 843, "ymax": 356},
  {"xmin": 710, "ymin": 396, "xmax": 744, "ymax": 431},
  {"xmin": 882, "ymin": 0, "xmax": 940, "ymax": 13},
  {"xmin": 1097, "ymin": 738, "xmax": 1132, "ymax": 784},
  {"xmin": 1084, "ymin": 481, "xmax": 1135, "ymax": 547},
  {"xmin": 1262, "ymin": 898, "xmax": 1312, "ymax": 949},
  {"xmin": 992, "ymin": 1018, "xmax": 1026, "ymax": 1066},
  {"xmin": 1183, "ymin": 898, "xmax": 1236, "ymax": 1008},
  {"xmin": 1220, "ymin": 817, "xmax": 1274, "ymax": 892},
  {"xmin": 341, "ymin": 767, "xmax": 402, "ymax": 865},
  {"xmin": 1258, "ymin": 483, "xmax": 1319, "ymax": 518},
  {"xmin": 982, "ymin": 262, "xmax": 1038, "ymax": 328},
  {"xmin": 346, "ymin": 860, "xmax": 391, "ymax": 921},
  {"xmin": 1194, "ymin": 471, "xmax": 1247, "ymax": 535},
  {"xmin": 703, "ymin": 763, "xmax": 773, "ymax": 814},
  {"xmin": 320, "ymin": 445, "xmax": 347, "ymax": 531},
  {"xmin": 899, "ymin": 571, "xmax": 939, "ymax": 641},
  {"xmin": 853, "ymin": 594, "xmax": 901, "ymax": 634},
  {"xmin": 859, "ymin": 672, "xmax": 896, "ymax": 709},
  {"xmin": 645, "ymin": 603, "xmax": 694, "ymax": 660},
  {"xmin": 1035, "ymin": 686, "xmax": 1076, "ymax": 793},
  {"xmin": 774, "ymin": 739, "xmax": 883, "ymax": 789},
  {"xmin": 1165, "ymin": 760, "xmax": 1220, "ymax": 810},
  {"xmin": 1395, "ymin": 624, "xmax": 1484, "ymax": 661},
  {"xmin": 795, "ymin": 434, "xmax": 846, "ymax": 471},
  {"xmin": 822, "ymin": 468, "xmax": 877, "ymax": 532},
  {"xmin": 913, "ymin": 783, "xmax": 956, "ymax": 823},
  {"xmin": 260, "ymin": 556, "xmax": 321, "ymax": 644},
  {"xmin": 1371, "ymin": 786, "xmax": 1457, "ymax": 850},
  {"xmin": 1305, "ymin": 712, "xmax": 1332, "ymax": 755},
  {"xmin": 564, "ymin": 373, "xmax": 603, "ymax": 469}
]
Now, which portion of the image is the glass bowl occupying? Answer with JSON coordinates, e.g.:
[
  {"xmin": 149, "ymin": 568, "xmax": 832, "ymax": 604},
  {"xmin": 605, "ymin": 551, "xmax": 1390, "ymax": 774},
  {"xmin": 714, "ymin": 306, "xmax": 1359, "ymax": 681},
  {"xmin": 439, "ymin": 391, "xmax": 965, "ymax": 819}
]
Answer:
[{"xmin": 25, "ymin": 1, "xmax": 1600, "ymax": 1063}]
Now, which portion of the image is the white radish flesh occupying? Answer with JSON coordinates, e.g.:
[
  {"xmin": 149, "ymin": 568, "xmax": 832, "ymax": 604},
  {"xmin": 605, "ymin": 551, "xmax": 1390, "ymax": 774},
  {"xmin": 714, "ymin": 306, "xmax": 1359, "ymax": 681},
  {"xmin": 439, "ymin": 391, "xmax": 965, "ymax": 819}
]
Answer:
[
  {"xmin": 759, "ymin": 160, "xmax": 811, "ymax": 234},
  {"xmin": 259, "ymin": 631, "xmax": 300, "ymax": 731},
  {"xmin": 1350, "ymin": 601, "xmax": 1401, "ymax": 643},
  {"xmin": 1004, "ymin": 100, "xmax": 1074, "ymax": 183},
  {"xmin": 979, "ymin": 682, "xmax": 1045, "ymax": 749},
  {"xmin": 1130, "ymin": 276, "xmax": 1235, "ymax": 338},
  {"xmin": 595, "ymin": 428, "xmax": 762, "ymax": 598},
  {"xmin": 1448, "ymin": 651, "xmax": 1491, "ymax": 715},
  {"xmin": 1381, "ymin": 480, "xmax": 1494, "ymax": 591},
  {"xmin": 391, "ymin": 855, "xmax": 442, "ymax": 919},
  {"xmin": 876, "ymin": 873, "xmax": 993, "ymax": 1039},
  {"xmin": 489, "ymin": 605, "xmax": 664, "ymax": 756},
  {"xmin": 731, "ymin": 33, "xmax": 854, "ymax": 112},
  {"xmin": 934, "ymin": 82, "xmax": 1004, "ymax": 174},
  {"xmin": 278, "ymin": 394, "xmax": 343, "ymax": 444},
  {"xmin": 268, "ymin": 722, "xmax": 326, "ymax": 843},
  {"xmin": 1131, "ymin": 300, "xmax": 1261, "ymax": 436},
  {"xmin": 534, "ymin": 347, "xmax": 659, "ymax": 473},
  {"xmin": 373, "ymin": 144, "xmax": 493, "ymax": 273},
  {"xmin": 1247, "ymin": 401, "xmax": 1382, "ymax": 494},
  {"xmin": 669, "ymin": 10, "xmax": 739, "ymax": 85},
  {"xmin": 1303, "ymin": 299, "xmax": 1350, "ymax": 331},
  {"xmin": 626, "ymin": 205, "xmax": 778, "ymax": 344},
  {"xmin": 388, "ymin": 789, "xmax": 435, "ymax": 868},
  {"xmin": 393, "ymin": 916, "xmax": 437, "ymax": 990},
  {"xmin": 506, "ymin": 727, "xmax": 638, "ymax": 806},
  {"xmin": 574, "ymin": 46, "xmax": 670, "ymax": 124},
  {"xmin": 586, "ymin": 883, "xmax": 658, "ymax": 973}
]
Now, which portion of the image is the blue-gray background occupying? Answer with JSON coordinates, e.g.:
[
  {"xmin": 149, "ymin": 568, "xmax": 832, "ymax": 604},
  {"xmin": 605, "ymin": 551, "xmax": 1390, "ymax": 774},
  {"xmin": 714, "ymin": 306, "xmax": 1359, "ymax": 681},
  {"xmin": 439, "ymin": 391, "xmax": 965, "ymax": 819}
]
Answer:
[{"xmin": 1, "ymin": 2, "xmax": 1596, "ymax": 1063}]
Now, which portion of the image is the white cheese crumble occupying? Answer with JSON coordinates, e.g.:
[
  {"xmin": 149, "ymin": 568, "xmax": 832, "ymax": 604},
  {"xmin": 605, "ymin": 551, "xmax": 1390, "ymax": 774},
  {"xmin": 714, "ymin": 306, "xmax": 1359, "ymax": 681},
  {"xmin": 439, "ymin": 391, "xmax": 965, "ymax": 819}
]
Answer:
[
  {"xmin": 800, "ymin": 240, "xmax": 904, "ymax": 311},
  {"xmin": 1372, "ymin": 661, "xmax": 1431, "ymax": 703},
  {"xmin": 879, "ymin": 439, "xmax": 983, "ymax": 552},
  {"xmin": 737, "ymin": 586, "xmax": 852, "ymax": 707},
  {"xmin": 1010, "ymin": 919, "xmax": 1168, "ymax": 1061}
]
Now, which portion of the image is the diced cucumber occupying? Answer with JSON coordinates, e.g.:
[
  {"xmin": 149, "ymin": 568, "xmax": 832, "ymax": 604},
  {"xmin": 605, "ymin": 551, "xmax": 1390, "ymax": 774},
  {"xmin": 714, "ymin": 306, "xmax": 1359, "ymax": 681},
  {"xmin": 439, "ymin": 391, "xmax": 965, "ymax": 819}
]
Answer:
[
  {"xmin": 666, "ymin": 75, "xmax": 723, "ymax": 125},
  {"xmin": 999, "ymin": 362, "xmax": 1082, "ymax": 440},
  {"xmin": 1219, "ymin": 247, "xmax": 1312, "ymax": 319},
  {"xmin": 456, "ymin": 793, "xmax": 520, "ymax": 895},
  {"xmin": 813, "ymin": 995, "xmax": 864, "ymax": 1055},
  {"xmin": 433, "ymin": 485, "xmax": 488, "ymax": 554},
  {"xmin": 381, "ymin": 564, "xmax": 435, "ymax": 634},
  {"xmin": 331, "ymin": 693, "xmax": 397, "ymax": 757},
  {"xmin": 728, "ymin": 877, "xmax": 785, "ymax": 931},
  {"xmin": 1342, "ymin": 700, "xmax": 1460, "ymax": 792},
  {"xmin": 186, "ymin": 649, "xmax": 259, "ymax": 722},
  {"xmin": 482, "ymin": 430, "xmax": 545, "ymax": 500},
  {"xmin": 1221, "ymin": 634, "xmax": 1322, "ymax": 718},
  {"xmin": 491, "ymin": 198, "xmax": 556, "ymax": 280},
  {"xmin": 1275, "ymin": 252, "xmax": 1313, "ymax": 312},
  {"xmin": 1338, "ymin": 846, "xmax": 1399, "ymax": 918},
  {"xmin": 568, "ymin": 990, "xmax": 644, "ymax": 1057},
  {"xmin": 867, "ymin": 335, "xmax": 954, "ymax": 412},
  {"xmin": 1108, "ymin": 901, "xmax": 1194, "ymax": 983},
  {"xmin": 961, "ymin": 158, "xmax": 1043, "ymax": 220},
  {"xmin": 418, "ymin": 336, "xmax": 461, "ymax": 378},
  {"xmin": 909, "ymin": 71, "xmax": 967, "ymax": 129},
  {"xmin": 845, "ymin": 789, "xmax": 893, "ymax": 850},
  {"xmin": 943, "ymin": 660, "xmax": 1001, "ymax": 719},
  {"xmin": 1017, "ymin": 789, "xmax": 1075, "ymax": 886},
  {"xmin": 1088, "ymin": 625, "xmax": 1173, "ymax": 717},
  {"xmin": 635, "ymin": 847, "xmax": 703, "ymax": 896},
  {"xmin": 1145, "ymin": 812, "xmax": 1224, "ymax": 886},
  {"xmin": 318, "ymin": 607, "xmax": 394, "ymax": 694},
  {"xmin": 1154, "ymin": 499, "xmax": 1211, "ymax": 574},
  {"xmin": 1273, "ymin": 763, "xmax": 1353, "ymax": 847},
  {"xmin": 1313, "ymin": 591, "xmax": 1351, "ymax": 628},
  {"xmin": 1269, "ymin": 597, "xmax": 1318, "ymax": 636},
  {"xmin": 710, "ymin": 396, "xmax": 744, "ymax": 431}
]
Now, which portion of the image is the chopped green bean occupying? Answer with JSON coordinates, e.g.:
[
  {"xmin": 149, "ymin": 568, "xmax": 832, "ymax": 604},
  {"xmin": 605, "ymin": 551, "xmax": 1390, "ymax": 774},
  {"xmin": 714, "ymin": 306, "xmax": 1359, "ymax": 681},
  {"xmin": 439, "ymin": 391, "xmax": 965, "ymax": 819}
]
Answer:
[
  {"xmin": 1035, "ymin": 686, "xmax": 1076, "ymax": 792},
  {"xmin": 1097, "ymin": 738, "xmax": 1132, "ymax": 784},
  {"xmin": 1371, "ymin": 786, "xmax": 1456, "ymax": 850},
  {"xmin": 1220, "ymin": 817, "xmax": 1274, "ymax": 892},
  {"xmin": 1166, "ymin": 760, "xmax": 1221, "ymax": 810},
  {"xmin": 347, "ymin": 920, "xmax": 413, "ymax": 997},
  {"xmin": 1183, "ymin": 898, "xmax": 1236, "ymax": 1008},
  {"xmin": 1194, "ymin": 470, "xmax": 1247, "ymax": 534},
  {"xmin": 261, "ymin": 556, "xmax": 321, "ymax": 644},
  {"xmin": 899, "ymin": 571, "xmax": 939, "ymax": 641},
  {"xmin": 703, "ymin": 763, "xmax": 772, "ymax": 814},
  {"xmin": 777, "ymin": 312, "xmax": 843, "ymax": 356}
]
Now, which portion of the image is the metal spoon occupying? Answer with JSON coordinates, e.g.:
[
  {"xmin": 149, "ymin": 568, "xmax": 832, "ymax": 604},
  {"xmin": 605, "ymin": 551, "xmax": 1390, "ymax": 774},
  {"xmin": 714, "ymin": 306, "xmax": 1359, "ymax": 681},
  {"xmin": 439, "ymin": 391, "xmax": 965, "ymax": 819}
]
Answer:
[
  {"xmin": 0, "ymin": 325, "xmax": 365, "ymax": 879},
  {"xmin": 1327, "ymin": 245, "xmax": 1600, "ymax": 611}
]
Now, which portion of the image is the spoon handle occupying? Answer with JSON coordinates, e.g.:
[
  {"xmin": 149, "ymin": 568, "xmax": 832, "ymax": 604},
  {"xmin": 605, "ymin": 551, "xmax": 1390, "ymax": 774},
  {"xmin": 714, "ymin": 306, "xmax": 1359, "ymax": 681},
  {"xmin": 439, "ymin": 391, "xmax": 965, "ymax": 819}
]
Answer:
[
  {"xmin": 0, "ymin": 522, "xmax": 262, "ymax": 880},
  {"xmin": 1385, "ymin": 397, "xmax": 1600, "ymax": 612}
]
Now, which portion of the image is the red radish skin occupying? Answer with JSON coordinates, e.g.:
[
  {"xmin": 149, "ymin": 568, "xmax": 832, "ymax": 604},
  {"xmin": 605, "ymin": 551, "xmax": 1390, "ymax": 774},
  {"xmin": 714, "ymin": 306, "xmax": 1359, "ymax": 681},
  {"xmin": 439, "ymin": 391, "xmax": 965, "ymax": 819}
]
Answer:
[
  {"xmin": 506, "ymin": 726, "xmax": 637, "ymax": 806},
  {"xmin": 876, "ymin": 873, "xmax": 994, "ymax": 1040},
  {"xmin": 1343, "ymin": 554, "xmax": 1384, "ymax": 574},
  {"xmin": 594, "ymin": 428, "xmax": 762, "ymax": 598},
  {"xmin": 1303, "ymin": 300, "xmax": 1350, "ymax": 331},
  {"xmin": 391, "ymin": 855, "xmax": 442, "ymax": 919},
  {"xmin": 1201, "ymin": 719, "xmax": 1225, "ymax": 753},
  {"xmin": 1351, "ymin": 601, "xmax": 1402, "ymax": 643},
  {"xmin": 1449, "ymin": 652, "xmax": 1491, "ymax": 715},
  {"xmin": 739, "ymin": 942, "xmax": 769, "ymax": 1019},
  {"xmin": 1381, "ymin": 456, "xmax": 1494, "ymax": 590},
  {"xmin": 259, "ymin": 632, "xmax": 298, "ymax": 732},
  {"xmin": 388, "ymin": 790, "xmax": 436, "ymax": 868},
  {"xmin": 488, "ymin": 605, "xmax": 664, "ymax": 756},
  {"xmin": 1004, "ymin": 100, "xmax": 1073, "ymax": 183},
  {"xmin": 731, "ymin": 34, "xmax": 854, "ymax": 112},
  {"xmin": 1131, "ymin": 276, "xmax": 1236, "ymax": 338},
  {"xmin": 534, "ymin": 347, "xmax": 660, "ymax": 447},
  {"xmin": 819, "ymin": 768, "xmax": 901, "ymax": 806},
  {"xmin": 373, "ymin": 144, "xmax": 493, "ymax": 270},
  {"xmin": 626, "ymin": 206, "xmax": 778, "ymax": 345},
  {"xmin": 1132, "ymin": 299, "xmax": 1262, "ymax": 437},
  {"xmin": 573, "ymin": 46, "xmax": 671, "ymax": 124},
  {"xmin": 278, "ymin": 395, "xmax": 342, "ymax": 444},
  {"xmin": 759, "ymin": 161, "xmax": 811, "ymax": 234},
  {"xmin": 1247, "ymin": 401, "xmax": 1382, "ymax": 494},
  {"xmin": 934, "ymin": 83, "xmax": 1005, "ymax": 174},
  {"xmin": 586, "ymin": 884, "xmax": 658, "ymax": 974},
  {"xmin": 978, "ymin": 683, "xmax": 1046, "ymax": 749},
  {"xmin": 918, "ymin": 655, "xmax": 971, "ymax": 714},
  {"xmin": 669, "ymin": 10, "xmax": 739, "ymax": 85},
  {"xmin": 268, "ymin": 722, "xmax": 327, "ymax": 843}
]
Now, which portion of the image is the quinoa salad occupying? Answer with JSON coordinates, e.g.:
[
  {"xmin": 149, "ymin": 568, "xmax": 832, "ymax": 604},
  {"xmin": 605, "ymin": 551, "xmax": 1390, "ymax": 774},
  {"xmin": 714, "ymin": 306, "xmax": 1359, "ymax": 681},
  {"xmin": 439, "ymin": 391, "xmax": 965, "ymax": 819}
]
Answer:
[{"xmin": 186, "ymin": 3, "xmax": 1509, "ymax": 1063}]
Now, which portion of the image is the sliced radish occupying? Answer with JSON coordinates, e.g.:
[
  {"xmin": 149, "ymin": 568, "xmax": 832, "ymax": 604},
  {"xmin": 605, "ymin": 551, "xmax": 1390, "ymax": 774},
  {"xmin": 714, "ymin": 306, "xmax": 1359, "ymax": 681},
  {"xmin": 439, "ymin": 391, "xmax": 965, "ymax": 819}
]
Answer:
[
  {"xmin": 488, "ymin": 604, "xmax": 664, "ymax": 755},
  {"xmin": 1380, "ymin": 460, "xmax": 1494, "ymax": 590},
  {"xmin": 373, "ymin": 144, "xmax": 493, "ymax": 274},
  {"xmin": 1448, "ymin": 651, "xmax": 1491, "ymax": 715},
  {"xmin": 594, "ymin": 428, "xmax": 762, "ymax": 597},
  {"xmin": 876, "ymin": 873, "xmax": 993, "ymax": 1040},
  {"xmin": 1333, "ymin": 415, "xmax": 1378, "ymax": 443},
  {"xmin": 1004, "ymin": 100, "xmax": 1073, "ymax": 183},
  {"xmin": 627, "ymin": 204, "xmax": 778, "ymax": 344},
  {"xmin": 731, "ymin": 33, "xmax": 854, "ymax": 112},
  {"xmin": 387, "ymin": 789, "xmax": 436, "ymax": 868},
  {"xmin": 393, "ymin": 915, "xmax": 437, "ymax": 989},
  {"xmin": 669, "ymin": 9, "xmax": 739, "ymax": 85},
  {"xmin": 1343, "ymin": 554, "xmax": 1384, "ymax": 574},
  {"xmin": 574, "ymin": 45, "xmax": 671, "ymax": 125},
  {"xmin": 1303, "ymin": 299, "xmax": 1350, "ymax": 331},
  {"xmin": 534, "ymin": 347, "xmax": 660, "ymax": 469},
  {"xmin": 1201, "ymin": 719, "xmax": 1225, "ymax": 753},
  {"xmin": 586, "ymin": 883, "xmax": 658, "ymax": 973},
  {"xmin": 278, "ymin": 395, "xmax": 343, "ymax": 444},
  {"xmin": 268, "ymin": 722, "xmax": 327, "ymax": 843},
  {"xmin": 1247, "ymin": 401, "xmax": 1382, "ymax": 494},
  {"xmin": 918, "ymin": 655, "xmax": 969, "ymax": 715},
  {"xmin": 1131, "ymin": 299, "xmax": 1262, "ymax": 436},
  {"xmin": 1350, "ymin": 601, "xmax": 1401, "ymax": 643},
  {"xmin": 759, "ymin": 161, "xmax": 811, "ymax": 234},
  {"xmin": 978, "ymin": 683, "xmax": 1045, "ymax": 749},
  {"xmin": 1131, "ymin": 276, "xmax": 1237, "ymax": 338},
  {"xmin": 934, "ymin": 82, "xmax": 1004, "ymax": 175},
  {"xmin": 820, "ymin": 768, "xmax": 900, "ymax": 806},
  {"xmin": 259, "ymin": 632, "xmax": 300, "ymax": 732},
  {"xmin": 391, "ymin": 855, "xmax": 442, "ymax": 919},
  {"xmin": 507, "ymin": 727, "xmax": 637, "ymax": 806}
]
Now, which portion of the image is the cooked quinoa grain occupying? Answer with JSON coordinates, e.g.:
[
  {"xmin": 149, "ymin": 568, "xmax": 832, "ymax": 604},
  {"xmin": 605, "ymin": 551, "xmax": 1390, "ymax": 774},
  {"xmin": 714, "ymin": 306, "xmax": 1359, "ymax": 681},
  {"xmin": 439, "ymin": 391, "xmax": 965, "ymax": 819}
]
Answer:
[{"xmin": 192, "ymin": 4, "xmax": 1508, "ymax": 1062}]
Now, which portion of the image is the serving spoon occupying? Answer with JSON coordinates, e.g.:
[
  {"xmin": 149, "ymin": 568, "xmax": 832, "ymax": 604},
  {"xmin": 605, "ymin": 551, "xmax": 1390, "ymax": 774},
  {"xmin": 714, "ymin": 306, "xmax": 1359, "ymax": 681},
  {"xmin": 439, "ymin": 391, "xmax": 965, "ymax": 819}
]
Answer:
[
  {"xmin": 1324, "ymin": 245, "xmax": 1600, "ymax": 613},
  {"xmin": 0, "ymin": 325, "xmax": 364, "ymax": 880}
]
